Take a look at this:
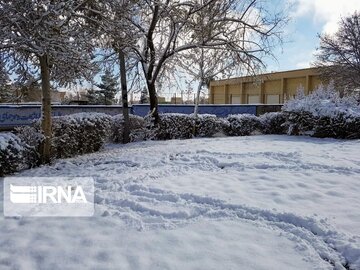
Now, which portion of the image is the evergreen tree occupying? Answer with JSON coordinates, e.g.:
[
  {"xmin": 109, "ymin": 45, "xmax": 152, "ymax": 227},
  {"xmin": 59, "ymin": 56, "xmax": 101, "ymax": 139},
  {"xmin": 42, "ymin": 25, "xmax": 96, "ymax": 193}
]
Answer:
[
  {"xmin": 0, "ymin": 85, "xmax": 13, "ymax": 103},
  {"xmin": 86, "ymin": 88, "xmax": 101, "ymax": 105},
  {"xmin": 97, "ymin": 70, "xmax": 118, "ymax": 105},
  {"xmin": 140, "ymin": 87, "xmax": 149, "ymax": 104},
  {"xmin": 0, "ymin": 61, "xmax": 11, "ymax": 102}
]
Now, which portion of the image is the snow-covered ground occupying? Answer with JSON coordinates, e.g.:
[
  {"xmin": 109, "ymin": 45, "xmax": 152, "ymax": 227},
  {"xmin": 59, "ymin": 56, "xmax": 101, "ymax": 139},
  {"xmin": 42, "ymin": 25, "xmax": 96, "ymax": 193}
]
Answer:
[{"xmin": 1, "ymin": 135, "xmax": 360, "ymax": 270}]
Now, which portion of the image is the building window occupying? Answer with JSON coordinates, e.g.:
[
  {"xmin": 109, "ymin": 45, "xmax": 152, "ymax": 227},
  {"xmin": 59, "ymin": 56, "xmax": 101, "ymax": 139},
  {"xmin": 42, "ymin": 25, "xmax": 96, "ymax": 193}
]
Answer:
[
  {"xmin": 231, "ymin": 95, "xmax": 241, "ymax": 104},
  {"xmin": 266, "ymin": 95, "xmax": 280, "ymax": 104},
  {"xmin": 248, "ymin": 95, "xmax": 260, "ymax": 104}
]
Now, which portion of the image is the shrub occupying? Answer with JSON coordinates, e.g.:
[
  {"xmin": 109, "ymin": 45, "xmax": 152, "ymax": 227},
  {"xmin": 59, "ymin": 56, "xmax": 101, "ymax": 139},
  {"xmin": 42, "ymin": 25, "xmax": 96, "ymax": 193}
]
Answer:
[
  {"xmin": 312, "ymin": 113, "xmax": 360, "ymax": 139},
  {"xmin": 0, "ymin": 133, "xmax": 39, "ymax": 176},
  {"xmin": 283, "ymin": 84, "xmax": 360, "ymax": 139},
  {"xmin": 153, "ymin": 113, "xmax": 195, "ymax": 140},
  {"xmin": 15, "ymin": 125, "xmax": 44, "ymax": 152},
  {"xmin": 50, "ymin": 113, "xmax": 113, "ymax": 158},
  {"xmin": 223, "ymin": 114, "xmax": 262, "ymax": 136},
  {"xmin": 193, "ymin": 114, "xmax": 223, "ymax": 137},
  {"xmin": 260, "ymin": 112, "xmax": 287, "ymax": 134},
  {"xmin": 283, "ymin": 111, "xmax": 316, "ymax": 136},
  {"xmin": 112, "ymin": 114, "xmax": 146, "ymax": 143},
  {"xmin": 18, "ymin": 112, "xmax": 114, "ymax": 160}
]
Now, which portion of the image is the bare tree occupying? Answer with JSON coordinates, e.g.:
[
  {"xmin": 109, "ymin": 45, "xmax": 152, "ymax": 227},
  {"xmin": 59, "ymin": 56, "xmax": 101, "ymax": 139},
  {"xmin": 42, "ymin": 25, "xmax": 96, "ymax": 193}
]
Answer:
[
  {"xmin": 122, "ymin": 0, "xmax": 286, "ymax": 123},
  {"xmin": 315, "ymin": 12, "xmax": 360, "ymax": 93},
  {"xmin": 88, "ymin": 0, "xmax": 142, "ymax": 144},
  {"xmin": 0, "ymin": 1, "xmax": 98, "ymax": 163},
  {"xmin": 118, "ymin": 49, "xmax": 131, "ymax": 143},
  {"xmin": 178, "ymin": 46, "xmax": 260, "ymax": 118}
]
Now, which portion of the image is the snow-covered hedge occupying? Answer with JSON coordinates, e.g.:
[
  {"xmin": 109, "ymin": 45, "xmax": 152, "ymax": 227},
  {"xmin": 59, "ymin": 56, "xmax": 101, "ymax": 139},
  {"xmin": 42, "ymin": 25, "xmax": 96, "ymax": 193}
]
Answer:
[
  {"xmin": 50, "ymin": 113, "xmax": 113, "ymax": 158},
  {"xmin": 145, "ymin": 113, "xmax": 223, "ymax": 140},
  {"xmin": 283, "ymin": 85, "xmax": 360, "ymax": 139},
  {"xmin": 1, "ymin": 113, "xmax": 113, "ymax": 176},
  {"xmin": 193, "ymin": 114, "xmax": 223, "ymax": 137},
  {"xmin": 154, "ymin": 113, "xmax": 195, "ymax": 140},
  {"xmin": 260, "ymin": 112, "xmax": 287, "ymax": 134},
  {"xmin": 222, "ymin": 114, "xmax": 262, "ymax": 136},
  {"xmin": 15, "ymin": 126, "xmax": 44, "ymax": 153},
  {"xmin": 112, "ymin": 114, "xmax": 146, "ymax": 143},
  {"xmin": 18, "ymin": 112, "xmax": 113, "ymax": 160},
  {"xmin": 0, "ymin": 133, "xmax": 39, "ymax": 176}
]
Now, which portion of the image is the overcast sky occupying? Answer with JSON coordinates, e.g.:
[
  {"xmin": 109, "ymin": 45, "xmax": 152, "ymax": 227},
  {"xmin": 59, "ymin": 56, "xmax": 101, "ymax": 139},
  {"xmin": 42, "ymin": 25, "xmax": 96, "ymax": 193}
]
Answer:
[{"xmin": 266, "ymin": 0, "xmax": 360, "ymax": 72}]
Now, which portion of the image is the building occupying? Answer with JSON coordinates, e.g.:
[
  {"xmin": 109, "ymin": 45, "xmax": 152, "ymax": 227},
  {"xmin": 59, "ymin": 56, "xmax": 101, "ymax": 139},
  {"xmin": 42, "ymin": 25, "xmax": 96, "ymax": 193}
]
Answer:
[
  {"xmin": 158, "ymin": 96, "xmax": 166, "ymax": 104},
  {"xmin": 0, "ymin": 84, "xmax": 66, "ymax": 104},
  {"xmin": 24, "ymin": 88, "xmax": 66, "ymax": 103},
  {"xmin": 209, "ymin": 67, "xmax": 323, "ymax": 104},
  {"xmin": 170, "ymin": 96, "xmax": 184, "ymax": 104}
]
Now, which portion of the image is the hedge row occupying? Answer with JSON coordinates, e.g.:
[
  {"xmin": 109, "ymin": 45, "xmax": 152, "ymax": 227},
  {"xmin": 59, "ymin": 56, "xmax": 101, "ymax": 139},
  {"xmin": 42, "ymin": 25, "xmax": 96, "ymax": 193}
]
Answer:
[
  {"xmin": 149, "ymin": 114, "xmax": 223, "ymax": 140},
  {"xmin": 2, "ymin": 98, "xmax": 358, "ymax": 176},
  {"xmin": 16, "ymin": 113, "xmax": 114, "ymax": 160},
  {"xmin": 284, "ymin": 111, "xmax": 360, "ymax": 139},
  {"xmin": 283, "ymin": 84, "xmax": 360, "ymax": 139},
  {"xmin": 1, "ymin": 113, "xmax": 148, "ymax": 176},
  {"xmin": 146, "ymin": 112, "xmax": 288, "ymax": 140},
  {"xmin": 112, "ymin": 114, "xmax": 146, "ymax": 143},
  {"xmin": 0, "ymin": 133, "xmax": 39, "ymax": 177}
]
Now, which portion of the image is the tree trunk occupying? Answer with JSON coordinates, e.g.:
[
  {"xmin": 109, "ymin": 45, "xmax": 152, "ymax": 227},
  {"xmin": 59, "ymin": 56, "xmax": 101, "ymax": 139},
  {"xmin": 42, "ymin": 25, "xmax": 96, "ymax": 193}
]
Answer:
[
  {"xmin": 192, "ymin": 81, "xmax": 203, "ymax": 135},
  {"xmin": 118, "ymin": 49, "xmax": 130, "ymax": 144},
  {"xmin": 147, "ymin": 82, "xmax": 159, "ymax": 124},
  {"xmin": 193, "ymin": 81, "xmax": 203, "ymax": 118},
  {"xmin": 39, "ymin": 54, "xmax": 52, "ymax": 164}
]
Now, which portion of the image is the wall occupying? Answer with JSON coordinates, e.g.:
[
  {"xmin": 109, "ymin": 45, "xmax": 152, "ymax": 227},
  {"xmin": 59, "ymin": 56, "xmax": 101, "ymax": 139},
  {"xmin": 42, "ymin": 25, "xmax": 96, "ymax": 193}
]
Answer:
[
  {"xmin": 0, "ymin": 104, "xmax": 282, "ymax": 130},
  {"xmin": 0, "ymin": 105, "xmax": 123, "ymax": 129},
  {"xmin": 209, "ymin": 68, "xmax": 323, "ymax": 104},
  {"xmin": 132, "ymin": 104, "xmax": 257, "ymax": 117}
]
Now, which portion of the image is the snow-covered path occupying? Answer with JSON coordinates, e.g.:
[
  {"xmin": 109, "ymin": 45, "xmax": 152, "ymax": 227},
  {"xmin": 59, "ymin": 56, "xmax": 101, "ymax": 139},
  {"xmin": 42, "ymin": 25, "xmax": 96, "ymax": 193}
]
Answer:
[{"xmin": 1, "ymin": 135, "xmax": 359, "ymax": 270}]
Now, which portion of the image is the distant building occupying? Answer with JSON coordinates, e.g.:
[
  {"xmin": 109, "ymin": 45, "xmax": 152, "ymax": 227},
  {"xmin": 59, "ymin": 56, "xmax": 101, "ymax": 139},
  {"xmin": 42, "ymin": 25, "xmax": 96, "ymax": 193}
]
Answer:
[
  {"xmin": 24, "ymin": 88, "xmax": 66, "ymax": 103},
  {"xmin": 209, "ymin": 67, "xmax": 324, "ymax": 104},
  {"xmin": 0, "ymin": 84, "xmax": 66, "ymax": 104},
  {"xmin": 64, "ymin": 89, "xmax": 89, "ymax": 104},
  {"xmin": 158, "ymin": 96, "xmax": 166, "ymax": 104},
  {"xmin": 170, "ymin": 97, "xmax": 183, "ymax": 104}
]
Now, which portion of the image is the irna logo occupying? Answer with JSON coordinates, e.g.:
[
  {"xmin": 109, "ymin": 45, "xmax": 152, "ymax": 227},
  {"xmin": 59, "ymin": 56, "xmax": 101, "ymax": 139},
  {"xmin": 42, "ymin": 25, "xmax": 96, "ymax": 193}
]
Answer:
[
  {"xmin": 4, "ymin": 177, "xmax": 94, "ymax": 217},
  {"xmin": 10, "ymin": 185, "xmax": 88, "ymax": 204}
]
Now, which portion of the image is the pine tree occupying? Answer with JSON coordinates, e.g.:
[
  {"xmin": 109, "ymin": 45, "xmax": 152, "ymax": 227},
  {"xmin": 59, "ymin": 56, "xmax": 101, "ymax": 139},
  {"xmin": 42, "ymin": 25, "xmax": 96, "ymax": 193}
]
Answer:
[
  {"xmin": 0, "ymin": 65, "xmax": 11, "ymax": 103},
  {"xmin": 140, "ymin": 87, "xmax": 149, "ymax": 104},
  {"xmin": 86, "ymin": 88, "xmax": 101, "ymax": 105},
  {"xmin": 97, "ymin": 70, "xmax": 118, "ymax": 105},
  {"xmin": 0, "ymin": 85, "xmax": 13, "ymax": 103}
]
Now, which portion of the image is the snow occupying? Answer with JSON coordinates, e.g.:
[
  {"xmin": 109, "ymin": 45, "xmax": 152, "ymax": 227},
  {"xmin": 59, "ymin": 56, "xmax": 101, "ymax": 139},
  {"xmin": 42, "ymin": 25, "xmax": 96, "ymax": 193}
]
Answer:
[
  {"xmin": 1, "ymin": 135, "xmax": 360, "ymax": 269},
  {"xmin": 0, "ymin": 133, "xmax": 11, "ymax": 150},
  {"xmin": 0, "ymin": 133, "xmax": 24, "ymax": 151},
  {"xmin": 283, "ymin": 84, "xmax": 360, "ymax": 118}
]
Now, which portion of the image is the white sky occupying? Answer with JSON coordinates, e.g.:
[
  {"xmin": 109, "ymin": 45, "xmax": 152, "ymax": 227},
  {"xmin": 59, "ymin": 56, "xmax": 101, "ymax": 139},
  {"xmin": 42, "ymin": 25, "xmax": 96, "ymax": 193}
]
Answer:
[
  {"xmin": 292, "ymin": 0, "xmax": 360, "ymax": 34},
  {"xmin": 266, "ymin": 0, "xmax": 360, "ymax": 72}
]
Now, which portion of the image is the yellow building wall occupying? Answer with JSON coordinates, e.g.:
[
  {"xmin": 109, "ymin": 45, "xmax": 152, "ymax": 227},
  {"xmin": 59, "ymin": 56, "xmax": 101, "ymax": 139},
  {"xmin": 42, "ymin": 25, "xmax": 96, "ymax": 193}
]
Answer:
[
  {"xmin": 264, "ymin": 80, "xmax": 281, "ymax": 104},
  {"xmin": 284, "ymin": 77, "xmax": 306, "ymax": 98},
  {"xmin": 310, "ymin": 76, "xmax": 322, "ymax": 92},
  {"xmin": 264, "ymin": 80, "xmax": 281, "ymax": 94},
  {"xmin": 212, "ymin": 85, "xmax": 225, "ymax": 104},
  {"xmin": 158, "ymin": 96, "xmax": 166, "ymax": 103},
  {"xmin": 227, "ymin": 85, "xmax": 241, "ymax": 104},
  {"xmin": 209, "ymin": 68, "xmax": 324, "ymax": 105}
]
